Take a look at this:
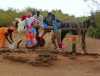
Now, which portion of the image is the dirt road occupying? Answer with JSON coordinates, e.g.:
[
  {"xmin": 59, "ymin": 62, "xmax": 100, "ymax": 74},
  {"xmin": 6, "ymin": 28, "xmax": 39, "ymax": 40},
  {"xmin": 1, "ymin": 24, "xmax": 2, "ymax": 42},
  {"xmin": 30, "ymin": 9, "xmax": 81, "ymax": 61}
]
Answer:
[
  {"xmin": 0, "ymin": 37, "xmax": 100, "ymax": 76},
  {"xmin": 0, "ymin": 54, "xmax": 100, "ymax": 76}
]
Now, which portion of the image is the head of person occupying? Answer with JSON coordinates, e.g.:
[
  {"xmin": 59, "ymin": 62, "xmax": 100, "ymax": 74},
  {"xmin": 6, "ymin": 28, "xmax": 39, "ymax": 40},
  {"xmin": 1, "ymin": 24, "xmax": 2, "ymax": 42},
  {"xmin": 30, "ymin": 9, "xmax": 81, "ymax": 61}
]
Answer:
[
  {"xmin": 8, "ymin": 21, "xmax": 17, "ymax": 32},
  {"xmin": 8, "ymin": 25, "xmax": 13, "ymax": 30},
  {"xmin": 22, "ymin": 11, "xmax": 27, "ymax": 16},
  {"xmin": 52, "ymin": 14, "xmax": 56, "ymax": 20},
  {"xmin": 32, "ymin": 10, "xmax": 36, "ymax": 16},
  {"xmin": 26, "ymin": 10, "xmax": 33, "ymax": 17},
  {"xmin": 48, "ymin": 12, "xmax": 52, "ymax": 17},
  {"xmin": 36, "ymin": 11, "xmax": 40, "ymax": 17}
]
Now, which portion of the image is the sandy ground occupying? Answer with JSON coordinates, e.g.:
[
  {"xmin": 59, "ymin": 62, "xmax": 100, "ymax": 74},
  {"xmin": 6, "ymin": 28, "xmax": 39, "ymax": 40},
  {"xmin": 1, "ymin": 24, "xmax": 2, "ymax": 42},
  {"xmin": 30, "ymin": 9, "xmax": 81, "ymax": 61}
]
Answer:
[
  {"xmin": 0, "ymin": 37, "xmax": 100, "ymax": 76},
  {"xmin": 0, "ymin": 54, "xmax": 100, "ymax": 76}
]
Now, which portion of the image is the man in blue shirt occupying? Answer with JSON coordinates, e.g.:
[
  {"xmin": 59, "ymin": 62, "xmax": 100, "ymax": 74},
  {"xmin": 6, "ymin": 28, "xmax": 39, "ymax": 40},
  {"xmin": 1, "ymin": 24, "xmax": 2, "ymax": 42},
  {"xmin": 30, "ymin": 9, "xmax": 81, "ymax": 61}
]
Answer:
[{"xmin": 51, "ymin": 14, "xmax": 62, "ymax": 51}]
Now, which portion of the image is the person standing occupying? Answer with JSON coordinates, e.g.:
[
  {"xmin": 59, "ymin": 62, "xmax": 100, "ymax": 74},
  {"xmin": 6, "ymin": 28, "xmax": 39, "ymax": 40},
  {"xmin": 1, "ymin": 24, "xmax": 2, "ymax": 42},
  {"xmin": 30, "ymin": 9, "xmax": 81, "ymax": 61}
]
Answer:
[
  {"xmin": 33, "ymin": 11, "xmax": 46, "ymax": 47},
  {"xmin": 34, "ymin": 11, "xmax": 43, "ymax": 28},
  {"xmin": 51, "ymin": 14, "xmax": 62, "ymax": 51},
  {"xmin": 25, "ymin": 10, "xmax": 38, "ymax": 48}
]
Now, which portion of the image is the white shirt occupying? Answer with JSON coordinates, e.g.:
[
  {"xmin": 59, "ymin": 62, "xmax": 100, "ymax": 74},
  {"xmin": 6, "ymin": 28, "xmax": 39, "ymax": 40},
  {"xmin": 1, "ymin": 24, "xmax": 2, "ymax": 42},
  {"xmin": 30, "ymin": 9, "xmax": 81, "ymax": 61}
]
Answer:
[{"xmin": 34, "ymin": 15, "xmax": 43, "ymax": 27}]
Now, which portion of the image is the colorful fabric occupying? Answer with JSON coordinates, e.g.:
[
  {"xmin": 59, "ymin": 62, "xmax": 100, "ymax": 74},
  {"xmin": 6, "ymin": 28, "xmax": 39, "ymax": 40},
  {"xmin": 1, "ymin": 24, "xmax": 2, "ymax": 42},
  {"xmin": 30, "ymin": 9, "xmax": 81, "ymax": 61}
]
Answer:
[
  {"xmin": 25, "ymin": 17, "xmax": 38, "ymax": 47},
  {"xmin": 26, "ymin": 17, "xmax": 33, "ymax": 26},
  {"xmin": 26, "ymin": 32, "xmax": 34, "ymax": 40},
  {"xmin": 17, "ymin": 20, "xmax": 26, "ymax": 32},
  {"xmin": 0, "ymin": 27, "xmax": 8, "ymax": 48},
  {"xmin": 20, "ymin": 16, "xmax": 27, "ymax": 21},
  {"xmin": 20, "ymin": 15, "xmax": 31, "ymax": 21},
  {"xmin": 25, "ymin": 17, "xmax": 40, "ymax": 29},
  {"xmin": 25, "ymin": 32, "xmax": 37, "ymax": 47},
  {"xmin": 34, "ymin": 15, "xmax": 43, "ymax": 27},
  {"xmin": 26, "ymin": 40, "xmax": 33, "ymax": 46}
]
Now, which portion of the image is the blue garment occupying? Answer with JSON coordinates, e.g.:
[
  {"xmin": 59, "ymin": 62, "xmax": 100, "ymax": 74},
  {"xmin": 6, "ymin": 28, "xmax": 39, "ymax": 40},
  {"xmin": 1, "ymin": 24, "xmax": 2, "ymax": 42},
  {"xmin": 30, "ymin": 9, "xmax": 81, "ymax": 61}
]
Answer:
[
  {"xmin": 26, "ymin": 40, "xmax": 33, "ymax": 46},
  {"xmin": 25, "ymin": 17, "xmax": 34, "ymax": 25},
  {"xmin": 52, "ymin": 19, "xmax": 61, "ymax": 32},
  {"xmin": 31, "ymin": 28, "xmax": 37, "ymax": 34},
  {"xmin": 43, "ymin": 23, "xmax": 48, "ymax": 29}
]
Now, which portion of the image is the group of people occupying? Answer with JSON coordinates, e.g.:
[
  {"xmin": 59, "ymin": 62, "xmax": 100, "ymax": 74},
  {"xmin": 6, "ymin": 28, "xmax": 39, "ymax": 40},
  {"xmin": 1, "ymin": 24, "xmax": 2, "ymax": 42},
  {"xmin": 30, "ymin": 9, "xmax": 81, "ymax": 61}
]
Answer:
[{"xmin": 0, "ymin": 10, "xmax": 64, "ymax": 51}]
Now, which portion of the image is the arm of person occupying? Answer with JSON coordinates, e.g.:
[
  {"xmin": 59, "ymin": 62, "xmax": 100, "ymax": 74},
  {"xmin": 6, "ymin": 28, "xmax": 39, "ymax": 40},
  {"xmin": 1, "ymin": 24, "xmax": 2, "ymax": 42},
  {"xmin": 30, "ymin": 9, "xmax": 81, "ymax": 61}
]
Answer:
[
  {"xmin": 5, "ymin": 32, "xmax": 12, "ymax": 44},
  {"xmin": 8, "ymin": 29, "xmax": 14, "ymax": 42},
  {"xmin": 5, "ymin": 29, "xmax": 14, "ymax": 44}
]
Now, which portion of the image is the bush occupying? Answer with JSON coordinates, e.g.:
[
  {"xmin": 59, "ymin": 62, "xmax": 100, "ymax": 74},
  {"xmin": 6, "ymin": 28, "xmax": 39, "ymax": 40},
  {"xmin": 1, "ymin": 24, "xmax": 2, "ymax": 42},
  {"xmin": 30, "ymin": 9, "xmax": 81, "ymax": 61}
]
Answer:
[{"xmin": 87, "ymin": 11, "xmax": 100, "ymax": 39}]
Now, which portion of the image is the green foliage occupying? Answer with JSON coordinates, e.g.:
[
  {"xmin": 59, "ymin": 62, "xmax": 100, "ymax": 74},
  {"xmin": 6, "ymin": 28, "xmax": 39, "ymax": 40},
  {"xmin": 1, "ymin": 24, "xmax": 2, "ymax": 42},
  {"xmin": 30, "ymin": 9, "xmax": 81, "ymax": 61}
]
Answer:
[
  {"xmin": 0, "ymin": 8, "xmax": 75, "ymax": 26},
  {"xmin": 0, "ymin": 7, "xmax": 100, "ymax": 39},
  {"xmin": 0, "ymin": 8, "xmax": 21, "ymax": 26},
  {"xmin": 77, "ymin": 16, "xmax": 88, "ymax": 22},
  {"xmin": 88, "ymin": 11, "xmax": 100, "ymax": 38}
]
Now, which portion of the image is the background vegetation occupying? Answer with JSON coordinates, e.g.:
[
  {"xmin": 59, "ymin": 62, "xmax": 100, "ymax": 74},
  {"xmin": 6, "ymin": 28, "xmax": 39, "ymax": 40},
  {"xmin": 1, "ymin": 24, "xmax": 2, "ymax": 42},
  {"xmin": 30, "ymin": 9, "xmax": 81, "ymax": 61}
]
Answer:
[{"xmin": 0, "ymin": 8, "xmax": 100, "ymax": 38}]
